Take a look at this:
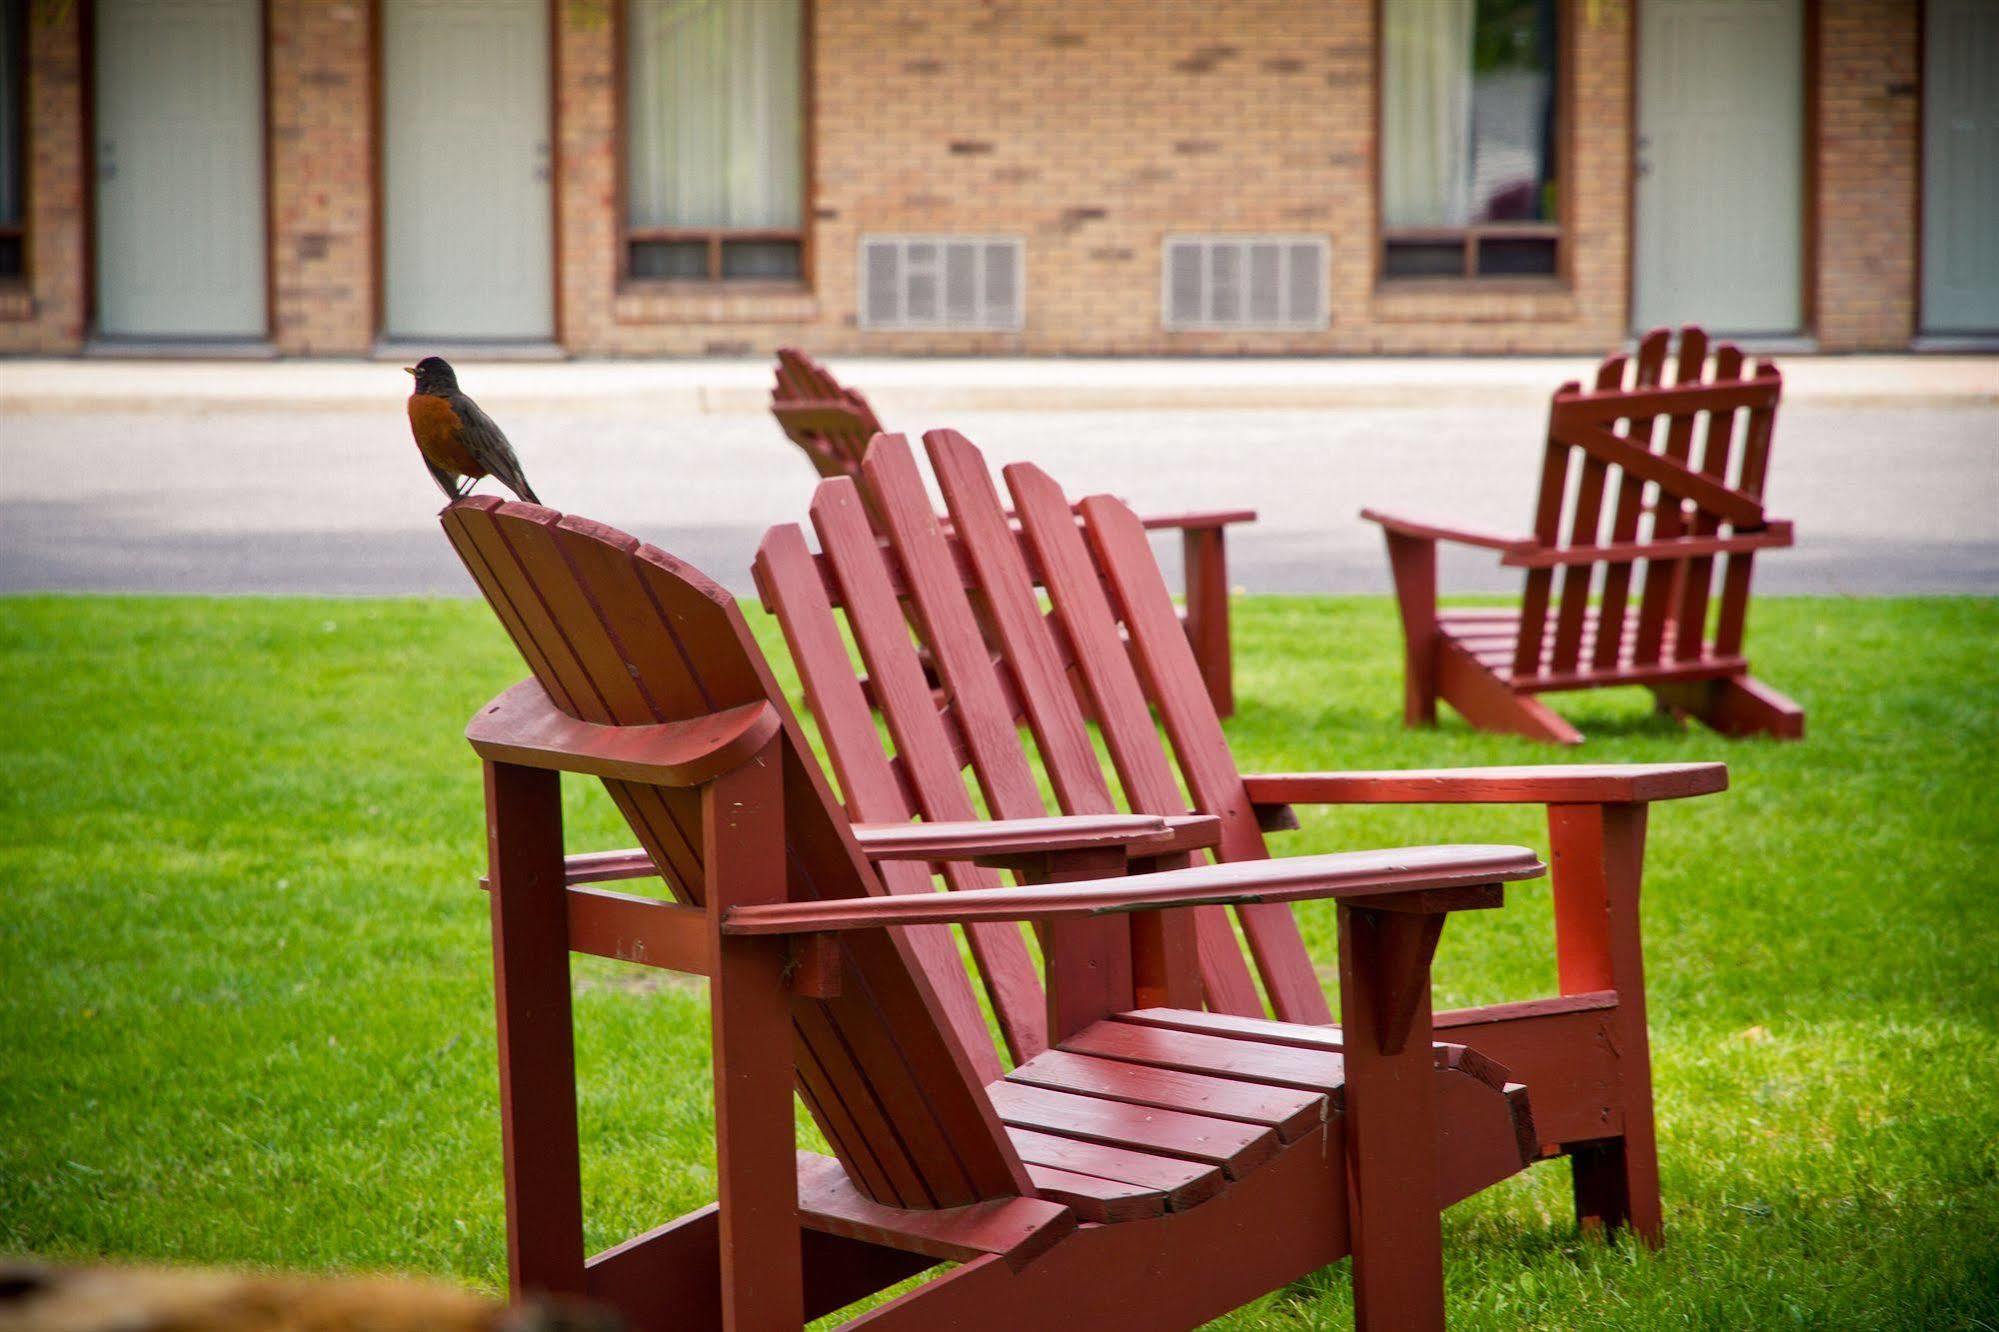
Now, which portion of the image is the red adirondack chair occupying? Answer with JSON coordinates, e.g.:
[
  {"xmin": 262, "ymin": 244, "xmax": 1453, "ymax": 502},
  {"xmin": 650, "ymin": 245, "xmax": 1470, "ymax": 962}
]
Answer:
[
  {"xmin": 442, "ymin": 496, "xmax": 1551, "ymax": 1331},
  {"xmin": 1362, "ymin": 326, "xmax": 1804, "ymax": 744},
  {"xmin": 771, "ymin": 347, "xmax": 1253, "ymax": 716},
  {"xmin": 753, "ymin": 429, "xmax": 1728, "ymax": 1260}
]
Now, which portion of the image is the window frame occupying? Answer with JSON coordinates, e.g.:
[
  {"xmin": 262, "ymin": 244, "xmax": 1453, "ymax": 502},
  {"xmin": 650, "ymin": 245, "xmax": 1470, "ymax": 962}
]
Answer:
[
  {"xmin": 0, "ymin": 0, "xmax": 28, "ymax": 284},
  {"xmin": 615, "ymin": 0, "xmax": 814, "ymax": 289},
  {"xmin": 1373, "ymin": 0, "xmax": 1574, "ymax": 287}
]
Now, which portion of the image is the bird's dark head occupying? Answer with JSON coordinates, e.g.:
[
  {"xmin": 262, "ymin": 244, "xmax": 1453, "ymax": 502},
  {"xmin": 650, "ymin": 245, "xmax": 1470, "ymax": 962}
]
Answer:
[{"xmin": 405, "ymin": 356, "xmax": 458, "ymax": 396}]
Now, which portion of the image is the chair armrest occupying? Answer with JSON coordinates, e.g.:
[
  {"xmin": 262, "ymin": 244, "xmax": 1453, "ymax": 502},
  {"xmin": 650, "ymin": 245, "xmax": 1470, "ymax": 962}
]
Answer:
[
  {"xmin": 721, "ymin": 844, "xmax": 1543, "ymax": 935},
  {"xmin": 1498, "ymin": 522, "xmax": 1794, "ymax": 568},
  {"xmin": 853, "ymin": 813, "xmax": 1221, "ymax": 863},
  {"xmin": 1241, "ymin": 763, "xmax": 1727, "ymax": 808},
  {"xmin": 466, "ymin": 678, "xmax": 779, "ymax": 788},
  {"xmin": 1137, "ymin": 508, "xmax": 1258, "ymax": 532},
  {"xmin": 1358, "ymin": 507, "xmax": 1536, "ymax": 555}
]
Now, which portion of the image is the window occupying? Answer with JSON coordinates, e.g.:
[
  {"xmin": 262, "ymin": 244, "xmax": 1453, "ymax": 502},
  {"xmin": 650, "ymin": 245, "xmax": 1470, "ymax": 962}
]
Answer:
[
  {"xmin": 859, "ymin": 236, "xmax": 1023, "ymax": 331},
  {"xmin": 0, "ymin": 0, "xmax": 25, "ymax": 280},
  {"xmin": 624, "ymin": 0, "xmax": 804, "ymax": 283},
  {"xmin": 1162, "ymin": 236, "xmax": 1329, "ymax": 331},
  {"xmin": 1380, "ymin": 0, "xmax": 1561, "ymax": 280}
]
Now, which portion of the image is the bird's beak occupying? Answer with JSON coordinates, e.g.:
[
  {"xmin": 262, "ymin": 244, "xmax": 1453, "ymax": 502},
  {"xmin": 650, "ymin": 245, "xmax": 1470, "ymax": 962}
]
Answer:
[{"xmin": 402, "ymin": 366, "xmax": 417, "ymax": 376}]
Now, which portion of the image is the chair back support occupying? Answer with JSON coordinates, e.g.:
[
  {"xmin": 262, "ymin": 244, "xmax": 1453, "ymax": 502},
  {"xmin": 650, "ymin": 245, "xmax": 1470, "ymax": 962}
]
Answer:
[
  {"xmin": 441, "ymin": 496, "xmax": 1028, "ymax": 1210},
  {"xmin": 1514, "ymin": 325, "xmax": 1783, "ymax": 682},
  {"xmin": 772, "ymin": 348, "xmax": 888, "ymax": 486},
  {"xmin": 753, "ymin": 433, "xmax": 1332, "ymax": 1050}
]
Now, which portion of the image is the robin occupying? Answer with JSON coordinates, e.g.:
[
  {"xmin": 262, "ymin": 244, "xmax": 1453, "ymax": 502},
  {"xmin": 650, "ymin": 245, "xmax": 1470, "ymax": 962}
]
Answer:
[{"xmin": 405, "ymin": 356, "xmax": 541, "ymax": 504}]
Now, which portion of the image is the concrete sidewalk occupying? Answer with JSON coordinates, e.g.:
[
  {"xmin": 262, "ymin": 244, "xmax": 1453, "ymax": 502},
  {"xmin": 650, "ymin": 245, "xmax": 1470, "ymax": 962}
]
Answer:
[
  {"xmin": 1, "ymin": 355, "xmax": 1993, "ymax": 599},
  {"xmin": 1, "ymin": 351, "xmax": 1994, "ymax": 414}
]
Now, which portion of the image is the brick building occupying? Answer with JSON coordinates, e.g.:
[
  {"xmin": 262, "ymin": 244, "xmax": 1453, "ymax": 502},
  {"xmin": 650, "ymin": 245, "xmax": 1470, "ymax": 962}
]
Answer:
[{"xmin": 0, "ymin": 0, "xmax": 1992, "ymax": 358}]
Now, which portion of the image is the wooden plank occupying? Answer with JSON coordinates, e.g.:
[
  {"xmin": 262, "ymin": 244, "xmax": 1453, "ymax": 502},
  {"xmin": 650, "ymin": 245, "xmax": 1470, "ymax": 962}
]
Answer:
[
  {"xmin": 485, "ymin": 761, "xmax": 587, "ymax": 1299},
  {"xmin": 1181, "ymin": 525, "xmax": 1235, "ymax": 717},
  {"xmin": 723, "ymin": 844, "xmax": 1535, "ymax": 935},
  {"xmin": 563, "ymin": 886, "xmax": 710, "ymax": 974},
  {"xmin": 1548, "ymin": 353, "xmax": 1627, "ymax": 675},
  {"xmin": 753, "ymin": 522, "xmax": 1006, "ymax": 1084},
  {"xmin": 1554, "ymin": 418, "xmax": 1768, "ymax": 527},
  {"xmin": 1512, "ymin": 380, "xmax": 1579, "ymax": 678},
  {"xmin": 1238, "ymin": 762, "xmax": 1727, "ymax": 807},
  {"xmin": 1589, "ymin": 335, "xmax": 1669, "ymax": 669},
  {"xmin": 704, "ymin": 753, "xmax": 803, "ymax": 1329},
  {"xmin": 1434, "ymin": 993, "xmax": 1625, "ymax": 1149},
  {"xmin": 1714, "ymin": 358, "xmax": 1783, "ymax": 657},
  {"xmin": 1673, "ymin": 344, "xmax": 1746, "ymax": 661},
  {"xmin": 1003, "ymin": 458, "xmax": 1264, "ymax": 1017},
  {"xmin": 1005, "ymin": 1127, "xmax": 1225, "ymax": 1209},
  {"xmin": 1006, "ymin": 1048, "xmax": 1326, "ymax": 1141},
  {"xmin": 987, "ymin": 1080, "xmax": 1280, "ymax": 1178},
  {"xmin": 1078, "ymin": 490, "xmax": 1333, "ymax": 1025},
  {"xmin": 1500, "ymin": 526, "xmax": 1792, "ymax": 566},
  {"xmin": 1561, "ymin": 375, "xmax": 1780, "ymax": 420},
  {"xmin": 863, "ymin": 436, "xmax": 1051, "ymax": 825},
  {"xmin": 1632, "ymin": 333, "xmax": 1714, "ymax": 663},
  {"xmin": 926, "ymin": 429, "xmax": 1121, "ymax": 817},
  {"xmin": 1338, "ymin": 904, "xmax": 1445, "ymax": 1329},
  {"xmin": 853, "ymin": 813, "xmax": 1172, "ymax": 861},
  {"xmin": 1436, "ymin": 637, "xmax": 1584, "ymax": 744},
  {"xmin": 795, "ymin": 1152, "xmax": 1074, "ymax": 1273},
  {"xmin": 1021, "ymin": 1163, "xmax": 1168, "ymax": 1223},
  {"xmin": 809, "ymin": 472, "xmax": 1049, "ymax": 1065},
  {"xmin": 1064, "ymin": 1018, "xmax": 1349, "ymax": 1093}
]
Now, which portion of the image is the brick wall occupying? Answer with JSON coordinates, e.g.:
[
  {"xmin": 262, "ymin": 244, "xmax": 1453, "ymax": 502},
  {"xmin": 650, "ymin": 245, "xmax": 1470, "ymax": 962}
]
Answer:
[
  {"xmin": 0, "ymin": 0, "xmax": 86, "ymax": 352},
  {"xmin": 0, "ymin": 0, "xmax": 1938, "ymax": 357},
  {"xmin": 561, "ymin": 0, "xmax": 1635, "ymax": 357},
  {"xmin": 1815, "ymin": 0, "xmax": 1920, "ymax": 350},
  {"xmin": 268, "ymin": 0, "xmax": 374, "ymax": 354}
]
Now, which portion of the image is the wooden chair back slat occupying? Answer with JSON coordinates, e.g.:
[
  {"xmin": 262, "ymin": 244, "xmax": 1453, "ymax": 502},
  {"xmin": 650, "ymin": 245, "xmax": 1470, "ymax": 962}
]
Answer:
[
  {"xmin": 1671, "ymin": 345, "xmax": 1745, "ymax": 660},
  {"xmin": 752, "ymin": 523, "xmax": 1013, "ymax": 1084},
  {"xmin": 1511, "ymin": 326, "xmax": 1781, "ymax": 683},
  {"xmin": 1547, "ymin": 354, "xmax": 1630, "ymax": 675},
  {"xmin": 1628, "ymin": 343, "xmax": 1710, "ymax": 664},
  {"xmin": 803, "ymin": 478, "xmax": 1050, "ymax": 1066},
  {"xmin": 863, "ymin": 438, "xmax": 1051, "ymax": 823},
  {"xmin": 1000, "ymin": 458, "xmax": 1269, "ymax": 1019},
  {"xmin": 443, "ymin": 498, "xmax": 1029, "ymax": 1211},
  {"xmin": 1072, "ymin": 487, "xmax": 1334, "ymax": 1025},
  {"xmin": 1590, "ymin": 330, "xmax": 1676, "ymax": 669},
  {"xmin": 926, "ymin": 431, "xmax": 1122, "ymax": 818},
  {"xmin": 1511, "ymin": 380, "xmax": 1578, "ymax": 677},
  {"xmin": 1712, "ymin": 358, "xmax": 1782, "ymax": 657},
  {"xmin": 774, "ymin": 348, "xmax": 889, "ymax": 494}
]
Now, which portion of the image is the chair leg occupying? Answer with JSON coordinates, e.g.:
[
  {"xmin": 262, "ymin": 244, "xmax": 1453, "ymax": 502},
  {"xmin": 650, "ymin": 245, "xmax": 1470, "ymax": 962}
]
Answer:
[
  {"xmin": 705, "ymin": 749, "xmax": 805, "ymax": 1330},
  {"xmin": 1181, "ymin": 526, "xmax": 1235, "ymax": 719},
  {"xmin": 1382, "ymin": 532, "xmax": 1439, "ymax": 726},
  {"xmin": 1338, "ymin": 904, "xmax": 1448, "ymax": 1331},
  {"xmin": 1548, "ymin": 803, "xmax": 1662, "ymax": 1244},
  {"xmin": 1436, "ymin": 639, "xmax": 1585, "ymax": 745},
  {"xmin": 485, "ymin": 761, "xmax": 587, "ymax": 1300},
  {"xmin": 1652, "ymin": 673, "xmax": 1804, "ymax": 740}
]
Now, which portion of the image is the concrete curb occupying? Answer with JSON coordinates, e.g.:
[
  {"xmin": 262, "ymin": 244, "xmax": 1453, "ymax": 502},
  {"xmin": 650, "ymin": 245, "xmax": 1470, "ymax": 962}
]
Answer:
[{"xmin": 1, "ymin": 354, "xmax": 1993, "ymax": 415}]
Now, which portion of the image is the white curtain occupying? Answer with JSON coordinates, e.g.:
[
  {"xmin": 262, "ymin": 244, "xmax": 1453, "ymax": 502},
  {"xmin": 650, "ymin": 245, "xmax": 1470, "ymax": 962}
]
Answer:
[
  {"xmin": 627, "ymin": 0, "xmax": 802, "ymax": 229},
  {"xmin": 1382, "ymin": 0, "xmax": 1474, "ymax": 228}
]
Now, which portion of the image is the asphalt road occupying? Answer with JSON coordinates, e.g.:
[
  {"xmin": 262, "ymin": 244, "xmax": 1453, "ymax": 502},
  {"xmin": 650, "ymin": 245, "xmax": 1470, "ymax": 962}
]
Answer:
[{"xmin": 2, "ymin": 393, "xmax": 1993, "ymax": 599}]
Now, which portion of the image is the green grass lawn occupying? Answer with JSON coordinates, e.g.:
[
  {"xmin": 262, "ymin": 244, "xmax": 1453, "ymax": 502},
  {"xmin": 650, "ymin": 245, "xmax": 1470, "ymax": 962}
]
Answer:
[{"xmin": 2, "ymin": 593, "xmax": 1996, "ymax": 1328}]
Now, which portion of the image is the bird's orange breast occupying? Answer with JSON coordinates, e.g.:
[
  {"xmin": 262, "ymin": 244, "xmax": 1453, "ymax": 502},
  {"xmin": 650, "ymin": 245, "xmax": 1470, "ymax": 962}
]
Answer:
[{"xmin": 408, "ymin": 394, "xmax": 486, "ymax": 478}]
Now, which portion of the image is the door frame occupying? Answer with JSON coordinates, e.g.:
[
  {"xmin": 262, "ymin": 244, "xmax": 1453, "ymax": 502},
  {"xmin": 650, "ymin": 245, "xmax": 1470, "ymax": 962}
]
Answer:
[
  {"xmin": 83, "ymin": 0, "xmax": 276, "ymax": 340},
  {"xmin": 1625, "ymin": 0, "xmax": 1820, "ymax": 337},
  {"xmin": 369, "ymin": 0, "xmax": 563, "ymax": 346}
]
